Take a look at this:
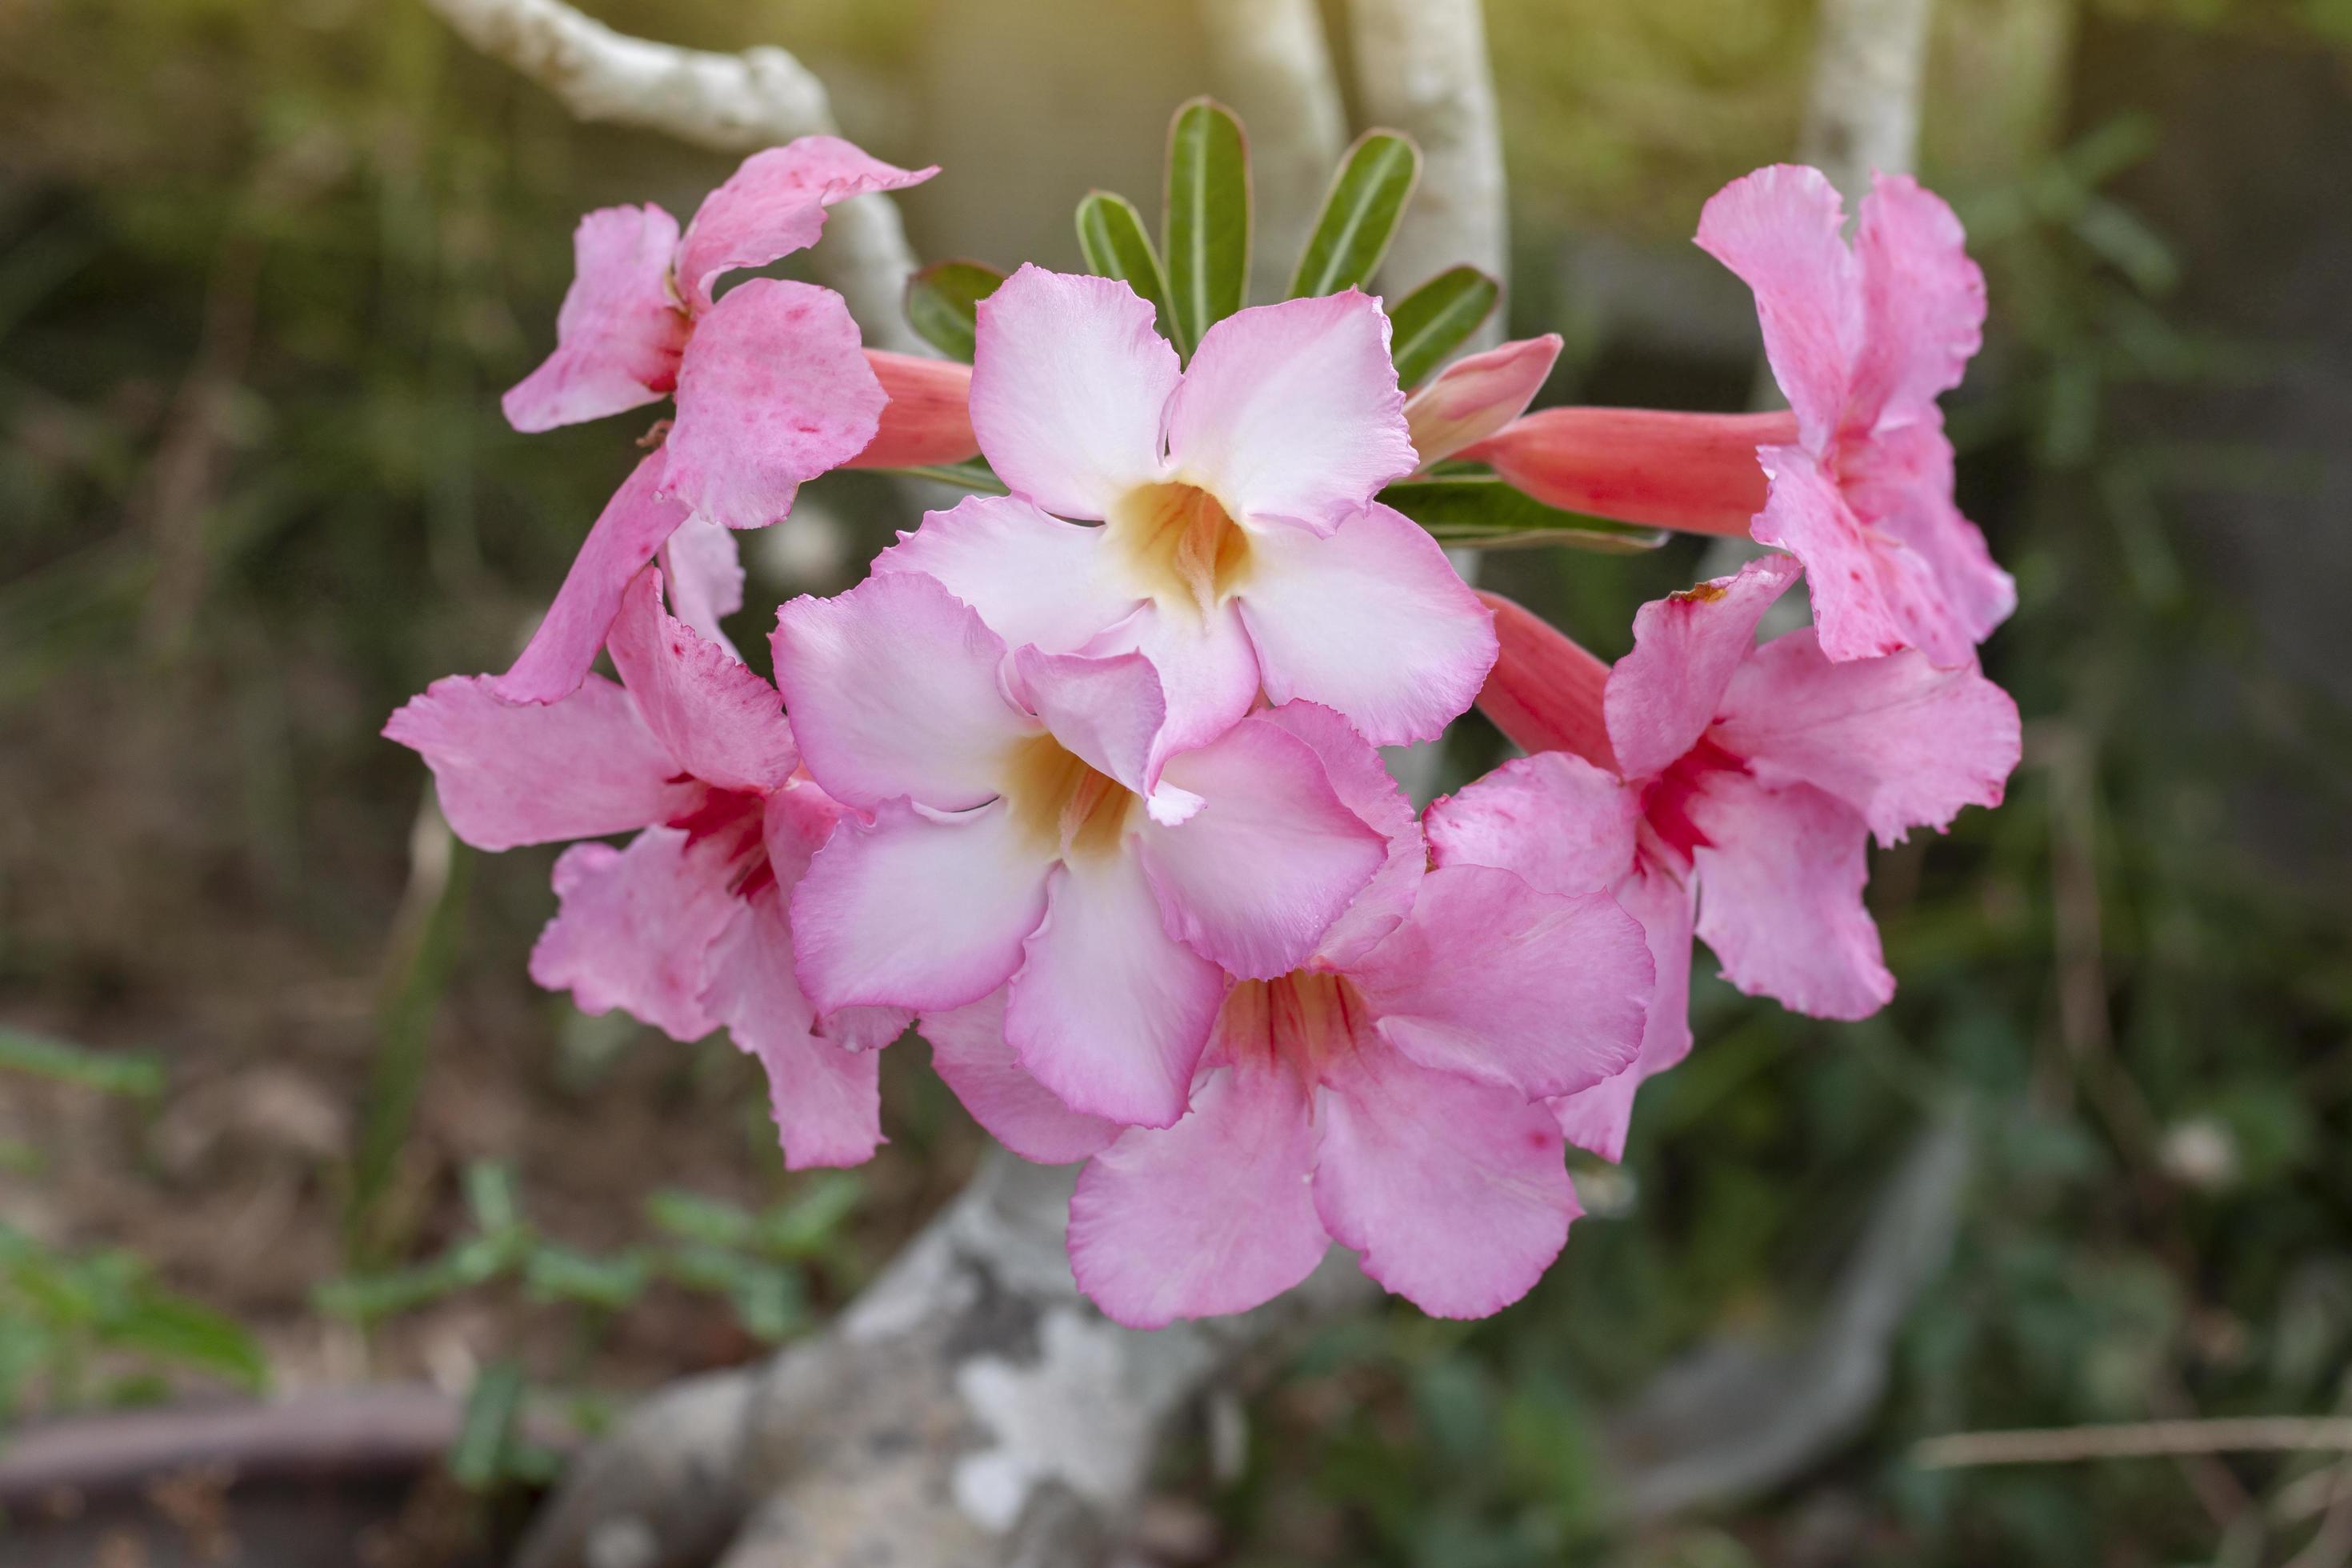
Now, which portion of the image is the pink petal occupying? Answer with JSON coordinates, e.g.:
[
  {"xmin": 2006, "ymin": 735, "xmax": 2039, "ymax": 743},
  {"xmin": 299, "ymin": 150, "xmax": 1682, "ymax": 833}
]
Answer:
[
  {"xmin": 771, "ymin": 571, "xmax": 1036, "ymax": 813},
  {"xmin": 1348, "ymin": 865, "xmax": 1650, "ymax": 1101},
  {"xmin": 1546, "ymin": 860, "xmax": 1697, "ymax": 1162},
  {"xmin": 606, "ymin": 566, "xmax": 797, "ymax": 795},
  {"xmin": 673, "ymin": 137, "xmax": 936, "ymax": 315},
  {"xmin": 818, "ymin": 1006, "xmax": 914, "ymax": 1054},
  {"xmin": 662, "ymin": 280, "xmax": 885, "ymax": 531},
  {"xmin": 701, "ymin": 886, "xmax": 884, "ymax": 1170},
  {"xmin": 969, "ymin": 266, "xmax": 1178, "ymax": 520},
  {"xmin": 530, "ymin": 827, "xmax": 740, "ymax": 1042},
  {"xmin": 1688, "ymin": 774, "xmax": 1892, "ymax": 1019},
  {"xmin": 1754, "ymin": 446, "xmax": 1966, "ymax": 666},
  {"xmin": 760, "ymin": 778, "xmax": 846, "ymax": 887},
  {"xmin": 1137, "ymin": 715, "xmax": 1388, "ymax": 981},
  {"xmin": 1006, "ymin": 854, "xmax": 1227, "ymax": 1129},
  {"xmin": 1425, "ymin": 750, "xmax": 1641, "ymax": 901},
  {"xmin": 1715, "ymin": 628, "xmax": 2020, "ymax": 846},
  {"xmin": 1842, "ymin": 422, "xmax": 2017, "ymax": 656},
  {"xmin": 1605, "ymin": 554, "xmax": 1803, "ymax": 780},
  {"xmin": 658, "ymin": 513, "xmax": 746, "ymax": 660},
  {"xmin": 1007, "ymin": 646, "xmax": 1168, "ymax": 799},
  {"xmin": 874, "ymin": 494, "xmax": 1134, "ymax": 653},
  {"xmin": 1849, "ymin": 174, "xmax": 1986, "ymax": 431},
  {"xmin": 789, "ymin": 798, "xmax": 1053, "ymax": 1014},
  {"xmin": 494, "ymin": 450, "xmax": 694, "ymax": 706},
  {"xmin": 921, "ymin": 990, "xmax": 1118, "ymax": 1164},
  {"xmin": 1164, "ymin": 290, "xmax": 1417, "ymax": 536},
  {"xmin": 384, "ymin": 674, "xmax": 681, "ymax": 852},
  {"xmin": 1312, "ymin": 1032, "xmax": 1579, "ymax": 1318},
  {"xmin": 849, "ymin": 350, "xmax": 981, "ymax": 470},
  {"xmin": 1068, "ymin": 1058, "xmax": 1328, "ymax": 1328},
  {"xmin": 1463, "ymin": 407, "xmax": 1790, "ymax": 539},
  {"xmin": 1694, "ymin": 163, "xmax": 1860, "ymax": 450},
  {"xmin": 1257, "ymin": 702, "xmax": 1424, "ymax": 970},
  {"xmin": 1094, "ymin": 599, "xmax": 1264, "ymax": 766},
  {"xmin": 1235, "ymin": 501, "xmax": 1497, "ymax": 746},
  {"xmin": 1470, "ymin": 592, "xmax": 1619, "ymax": 771},
  {"xmin": 1403, "ymin": 334, "xmax": 1561, "ymax": 469},
  {"xmin": 502, "ymin": 204, "xmax": 687, "ymax": 433}
]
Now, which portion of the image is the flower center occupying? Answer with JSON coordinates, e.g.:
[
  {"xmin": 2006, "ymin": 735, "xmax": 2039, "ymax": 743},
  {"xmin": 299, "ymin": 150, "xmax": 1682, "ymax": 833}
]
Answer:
[
  {"xmin": 1638, "ymin": 734, "xmax": 1747, "ymax": 867},
  {"xmin": 1002, "ymin": 734, "xmax": 1137, "ymax": 862},
  {"xmin": 1106, "ymin": 481, "xmax": 1253, "ymax": 616},
  {"xmin": 1221, "ymin": 970, "xmax": 1369, "ymax": 1080}
]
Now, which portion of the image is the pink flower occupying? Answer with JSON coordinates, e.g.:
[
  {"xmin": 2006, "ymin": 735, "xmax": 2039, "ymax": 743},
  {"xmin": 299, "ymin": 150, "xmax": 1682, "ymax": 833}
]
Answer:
[
  {"xmin": 385, "ymin": 566, "xmax": 902, "ymax": 1169},
  {"xmin": 771, "ymin": 570, "xmax": 1390, "ymax": 1129},
  {"xmin": 870, "ymin": 266, "xmax": 1497, "ymax": 751},
  {"xmin": 1467, "ymin": 166, "xmax": 2014, "ymax": 668},
  {"xmin": 923, "ymin": 703, "xmax": 1653, "ymax": 1326},
  {"xmin": 1426, "ymin": 554, "xmax": 2020, "ymax": 1159},
  {"xmin": 1402, "ymin": 334, "xmax": 1562, "ymax": 470},
  {"xmin": 494, "ymin": 138, "xmax": 941, "ymax": 706}
]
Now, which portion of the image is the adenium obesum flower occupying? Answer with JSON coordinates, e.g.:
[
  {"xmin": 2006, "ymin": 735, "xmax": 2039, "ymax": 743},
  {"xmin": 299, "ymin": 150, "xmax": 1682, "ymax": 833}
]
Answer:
[
  {"xmin": 920, "ymin": 703, "xmax": 1653, "ymax": 1326},
  {"xmin": 494, "ymin": 137, "xmax": 974, "ymax": 705},
  {"xmin": 772, "ymin": 570, "xmax": 1390, "ymax": 1129},
  {"xmin": 870, "ymin": 265, "xmax": 1497, "ymax": 754},
  {"xmin": 1426, "ymin": 553, "xmax": 2020, "ymax": 1158},
  {"xmin": 1401, "ymin": 334, "xmax": 1562, "ymax": 471},
  {"xmin": 385, "ymin": 566, "xmax": 903, "ymax": 1169},
  {"xmin": 1467, "ymin": 166, "xmax": 2014, "ymax": 668}
]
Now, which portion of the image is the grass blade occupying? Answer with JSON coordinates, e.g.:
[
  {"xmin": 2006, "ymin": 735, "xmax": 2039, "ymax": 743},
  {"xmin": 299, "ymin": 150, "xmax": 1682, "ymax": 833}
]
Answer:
[
  {"xmin": 1389, "ymin": 266, "xmax": 1502, "ymax": 387},
  {"xmin": 0, "ymin": 1027, "xmax": 164, "ymax": 1099},
  {"xmin": 1162, "ymin": 97, "xmax": 1250, "ymax": 357},
  {"xmin": 1289, "ymin": 130, "xmax": 1422, "ymax": 299}
]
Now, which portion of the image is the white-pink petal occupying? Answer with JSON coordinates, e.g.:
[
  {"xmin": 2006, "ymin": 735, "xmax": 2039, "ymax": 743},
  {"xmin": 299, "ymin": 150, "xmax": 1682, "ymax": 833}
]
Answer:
[
  {"xmin": 1545, "ymin": 860, "xmax": 1697, "ymax": 1162},
  {"xmin": 1010, "ymin": 646, "xmax": 1167, "ymax": 799},
  {"xmin": 921, "ymin": 990, "xmax": 1118, "ymax": 1164},
  {"xmin": 1257, "ymin": 702, "xmax": 1423, "ymax": 969},
  {"xmin": 873, "ymin": 494, "xmax": 1133, "ymax": 654},
  {"xmin": 502, "ymin": 204, "xmax": 686, "ymax": 434}
]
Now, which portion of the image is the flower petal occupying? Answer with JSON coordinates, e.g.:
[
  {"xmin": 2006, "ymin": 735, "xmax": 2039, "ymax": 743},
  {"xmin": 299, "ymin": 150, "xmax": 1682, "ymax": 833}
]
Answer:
[
  {"xmin": 1236, "ymin": 502, "xmax": 1497, "ymax": 746},
  {"xmin": 494, "ymin": 450, "xmax": 694, "ymax": 706},
  {"xmin": 969, "ymin": 266, "xmax": 1178, "ymax": 520},
  {"xmin": 1350, "ymin": 864, "xmax": 1650, "ymax": 1101},
  {"xmin": 1470, "ymin": 593, "xmax": 1619, "ymax": 771},
  {"xmin": 921, "ymin": 990, "xmax": 1118, "ymax": 1164},
  {"xmin": 673, "ymin": 137, "xmax": 936, "ymax": 315},
  {"xmin": 1403, "ymin": 334, "xmax": 1561, "ymax": 469},
  {"xmin": 607, "ymin": 566, "xmax": 797, "ymax": 795},
  {"xmin": 1545, "ymin": 860, "xmax": 1696, "ymax": 1162},
  {"xmin": 1068, "ymin": 1059, "xmax": 1327, "ymax": 1328},
  {"xmin": 1842, "ymin": 422, "xmax": 2017, "ymax": 657},
  {"xmin": 1425, "ymin": 750, "xmax": 1640, "ymax": 901},
  {"xmin": 1462, "ymin": 407, "xmax": 1789, "ymax": 539},
  {"xmin": 1010, "ymin": 646, "xmax": 1166, "ymax": 798},
  {"xmin": 1850, "ymin": 174, "xmax": 1985, "ymax": 430},
  {"xmin": 502, "ymin": 204, "xmax": 687, "ymax": 433},
  {"xmin": 790, "ymin": 798, "xmax": 1053, "ymax": 1014},
  {"xmin": 1715, "ymin": 627, "xmax": 2019, "ymax": 846},
  {"xmin": 1006, "ymin": 854, "xmax": 1227, "ymax": 1129},
  {"xmin": 874, "ymin": 494, "xmax": 1134, "ymax": 653},
  {"xmin": 772, "ymin": 571, "xmax": 1035, "ymax": 812},
  {"xmin": 662, "ymin": 280, "xmax": 884, "ymax": 531},
  {"xmin": 1138, "ymin": 714, "xmax": 1387, "ymax": 981},
  {"xmin": 530, "ymin": 827, "xmax": 740, "ymax": 1042},
  {"xmin": 1313, "ymin": 1032, "xmax": 1579, "ymax": 1318},
  {"xmin": 1688, "ymin": 773, "xmax": 1892, "ymax": 1019},
  {"xmin": 1694, "ymin": 163, "xmax": 1860, "ymax": 450},
  {"xmin": 1753, "ymin": 446, "xmax": 1967, "ymax": 666},
  {"xmin": 658, "ymin": 513, "xmax": 746, "ymax": 660},
  {"xmin": 702, "ymin": 886, "xmax": 884, "ymax": 1170},
  {"xmin": 1164, "ymin": 290, "xmax": 1416, "ymax": 535},
  {"xmin": 384, "ymin": 673, "xmax": 680, "ymax": 851},
  {"xmin": 1094, "ymin": 599, "xmax": 1263, "ymax": 766},
  {"xmin": 1257, "ymin": 702, "xmax": 1423, "ymax": 969},
  {"xmin": 848, "ymin": 350, "xmax": 982, "ymax": 469},
  {"xmin": 1605, "ymin": 554, "xmax": 1803, "ymax": 780}
]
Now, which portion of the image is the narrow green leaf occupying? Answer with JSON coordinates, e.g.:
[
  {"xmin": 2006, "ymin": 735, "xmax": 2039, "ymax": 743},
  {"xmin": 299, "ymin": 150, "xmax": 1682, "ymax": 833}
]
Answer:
[
  {"xmin": 462, "ymin": 1160, "xmax": 520, "ymax": 1237},
  {"xmin": 646, "ymin": 1189, "xmax": 758, "ymax": 1250},
  {"xmin": 1162, "ymin": 98, "xmax": 1250, "ymax": 357},
  {"xmin": 1388, "ymin": 266, "xmax": 1502, "ymax": 388},
  {"xmin": 758, "ymin": 1174, "xmax": 863, "ymax": 1259},
  {"xmin": 903, "ymin": 259, "xmax": 1005, "ymax": 363},
  {"xmin": 1379, "ymin": 478, "xmax": 1668, "ymax": 553},
  {"xmin": 1289, "ymin": 130, "xmax": 1422, "ymax": 299},
  {"xmin": 449, "ymin": 1359, "xmax": 525, "ymax": 1492},
  {"xmin": 523, "ymin": 1244, "xmax": 651, "ymax": 1310},
  {"xmin": 106, "ymin": 1297, "xmax": 267, "ymax": 1392},
  {"xmin": 1074, "ymin": 190, "xmax": 1177, "ymax": 345},
  {"xmin": 0, "ymin": 1027, "xmax": 165, "ymax": 1099}
]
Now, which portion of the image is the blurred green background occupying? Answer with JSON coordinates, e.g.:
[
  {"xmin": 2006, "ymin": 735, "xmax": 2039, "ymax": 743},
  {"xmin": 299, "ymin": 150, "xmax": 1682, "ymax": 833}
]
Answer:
[{"xmin": 3, "ymin": 1, "xmax": 2350, "ymax": 1563}]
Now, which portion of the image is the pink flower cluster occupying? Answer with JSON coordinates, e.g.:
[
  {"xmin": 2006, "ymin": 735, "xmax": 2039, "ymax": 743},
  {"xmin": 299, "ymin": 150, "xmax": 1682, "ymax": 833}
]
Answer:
[{"xmin": 389, "ymin": 143, "xmax": 2022, "ymax": 1326}]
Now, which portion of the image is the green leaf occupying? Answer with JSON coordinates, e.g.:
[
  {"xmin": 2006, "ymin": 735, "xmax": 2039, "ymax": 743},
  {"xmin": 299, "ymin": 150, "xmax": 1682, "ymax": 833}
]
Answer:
[
  {"xmin": 105, "ymin": 1296, "xmax": 267, "ymax": 1393},
  {"xmin": 903, "ymin": 259, "xmax": 1005, "ymax": 362},
  {"xmin": 1074, "ymin": 190, "xmax": 1178, "ymax": 345},
  {"xmin": 462, "ymin": 1160, "xmax": 520, "ymax": 1237},
  {"xmin": 646, "ymin": 1190, "xmax": 758, "ymax": 1250},
  {"xmin": 1162, "ymin": 97, "xmax": 1250, "ymax": 357},
  {"xmin": 1289, "ymin": 130, "xmax": 1422, "ymax": 300},
  {"xmin": 523, "ymin": 1244, "xmax": 650, "ymax": 1310},
  {"xmin": 1387, "ymin": 266, "xmax": 1501, "ymax": 388},
  {"xmin": 448, "ymin": 1359, "xmax": 525, "ymax": 1492},
  {"xmin": 758, "ymin": 1174, "xmax": 863, "ymax": 1259},
  {"xmin": 1379, "ymin": 477, "xmax": 1668, "ymax": 552},
  {"xmin": 0, "ymin": 1026, "xmax": 165, "ymax": 1098}
]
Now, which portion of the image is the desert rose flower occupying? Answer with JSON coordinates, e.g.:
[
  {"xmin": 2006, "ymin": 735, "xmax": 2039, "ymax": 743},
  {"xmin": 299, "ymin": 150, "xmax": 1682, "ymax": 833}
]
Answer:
[
  {"xmin": 870, "ymin": 265, "xmax": 1496, "ymax": 752},
  {"xmin": 1467, "ymin": 166, "xmax": 2013, "ymax": 668},
  {"xmin": 495, "ymin": 137, "xmax": 956, "ymax": 704},
  {"xmin": 385, "ymin": 566, "xmax": 901, "ymax": 1169},
  {"xmin": 772, "ymin": 571, "xmax": 1389, "ymax": 1128},
  {"xmin": 922, "ymin": 703, "xmax": 1652, "ymax": 1326},
  {"xmin": 1426, "ymin": 554, "xmax": 2020, "ymax": 1159},
  {"xmin": 1401, "ymin": 334, "xmax": 1562, "ymax": 470}
]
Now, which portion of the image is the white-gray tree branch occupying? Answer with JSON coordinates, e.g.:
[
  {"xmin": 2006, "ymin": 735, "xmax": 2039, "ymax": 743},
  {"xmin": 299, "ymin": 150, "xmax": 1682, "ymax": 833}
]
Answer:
[{"xmin": 1199, "ymin": 0, "xmax": 1348, "ymax": 302}]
